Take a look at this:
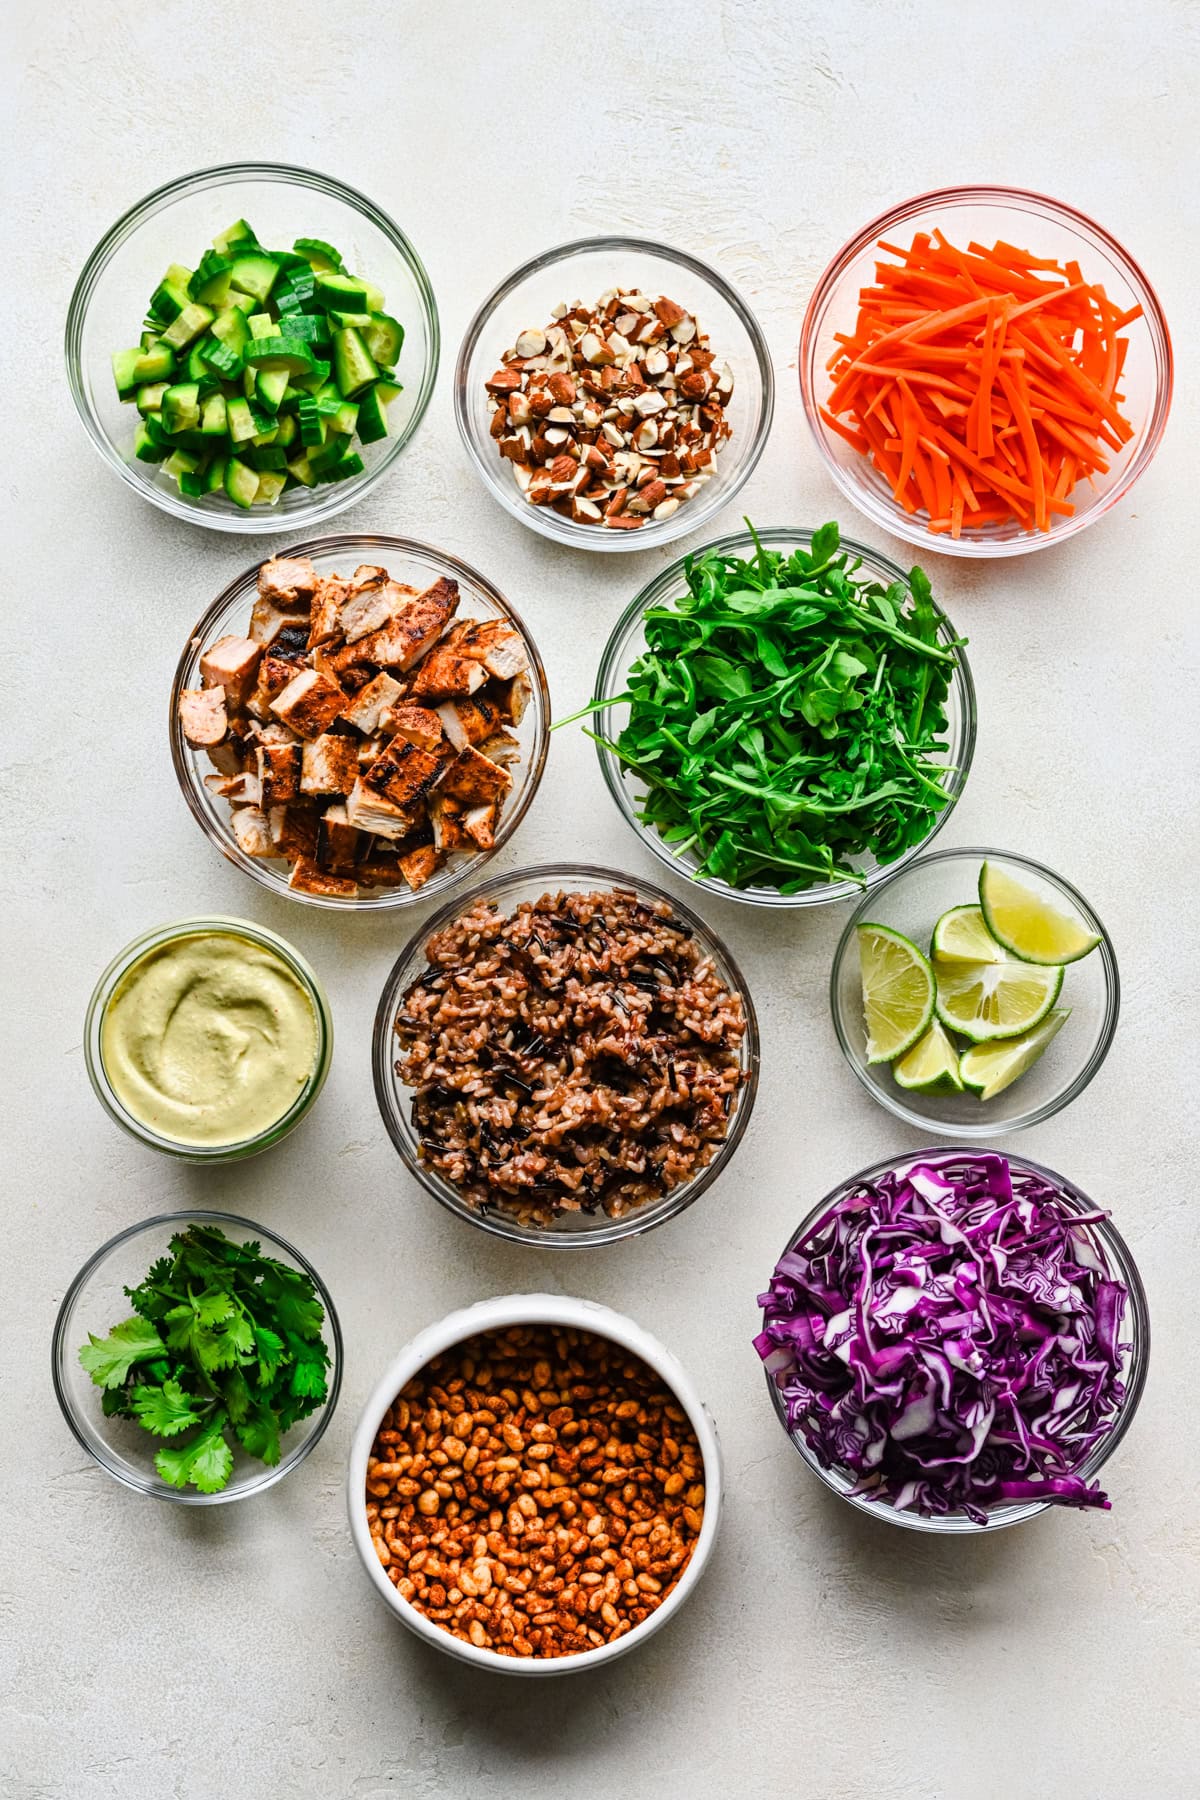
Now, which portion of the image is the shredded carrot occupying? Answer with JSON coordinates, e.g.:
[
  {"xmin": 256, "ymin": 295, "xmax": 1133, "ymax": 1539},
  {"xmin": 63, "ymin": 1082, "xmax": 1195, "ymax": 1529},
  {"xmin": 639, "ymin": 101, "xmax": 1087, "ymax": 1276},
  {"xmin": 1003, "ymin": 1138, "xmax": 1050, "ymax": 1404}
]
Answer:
[{"xmin": 821, "ymin": 229, "xmax": 1139, "ymax": 536}]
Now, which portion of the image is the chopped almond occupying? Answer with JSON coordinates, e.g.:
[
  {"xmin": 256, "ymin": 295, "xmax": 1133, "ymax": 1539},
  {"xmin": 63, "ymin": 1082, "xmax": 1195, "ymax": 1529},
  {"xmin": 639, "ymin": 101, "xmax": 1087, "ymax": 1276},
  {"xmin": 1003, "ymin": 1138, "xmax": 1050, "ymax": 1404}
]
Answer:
[
  {"xmin": 270, "ymin": 667, "xmax": 348, "ymax": 739},
  {"xmin": 397, "ymin": 844, "xmax": 443, "ymax": 892},
  {"xmin": 256, "ymin": 741, "xmax": 302, "ymax": 806},
  {"xmin": 435, "ymin": 695, "xmax": 501, "ymax": 750},
  {"xmin": 258, "ymin": 555, "xmax": 317, "ymax": 607},
  {"xmin": 408, "ymin": 648, "xmax": 487, "ymax": 701},
  {"xmin": 341, "ymin": 670, "xmax": 404, "ymax": 735},
  {"xmin": 383, "ymin": 702, "xmax": 444, "ymax": 753},
  {"xmin": 364, "ymin": 738, "xmax": 451, "ymax": 808},
  {"xmin": 230, "ymin": 805, "xmax": 274, "ymax": 857},
  {"xmin": 461, "ymin": 801, "xmax": 499, "ymax": 850},
  {"xmin": 288, "ymin": 856, "xmax": 358, "ymax": 898},
  {"xmin": 179, "ymin": 687, "xmax": 228, "ymax": 748},
  {"xmin": 439, "ymin": 745, "xmax": 512, "ymax": 805},
  {"xmin": 268, "ymin": 804, "xmax": 320, "ymax": 860},
  {"xmin": 300, "ymin": 733, "xmax": 359, "ymax": 796},
  {"xmin": 345, "ymin": 778, "xmax": 419, "ymax": 840},
  {"xmin": 200, "ymin": 635, "xmax": 262, "ymax": 709}
]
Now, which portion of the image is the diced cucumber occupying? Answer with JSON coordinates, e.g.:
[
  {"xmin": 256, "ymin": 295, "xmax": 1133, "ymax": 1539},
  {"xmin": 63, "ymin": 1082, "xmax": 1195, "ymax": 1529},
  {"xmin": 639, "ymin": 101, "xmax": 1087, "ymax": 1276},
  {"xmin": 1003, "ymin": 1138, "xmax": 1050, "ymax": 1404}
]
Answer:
[
  {"xmin": 163, "ymin": 448, "xmax": 203, "ymax": 479},
  {"xmin": 204, "ymin": 455, "xmax": 229, "ymax": 493},
  {"xmin": 314, "ymin": 272, "xmax": 370, "ymax": 311},
  {"xmin": 274, "ymin": 268, "xmax": 316, "ymax": 312},
  {"xmin": 307, "ymin": 433, "xmax": 351, "ymax": 474},
  {"xmin": 160, "ymin": 303, "xmax": 215, "ymax": 350},
  {"xmin": 178, "ymin": 468, "xmax": 208, "ymax": 498},
  {"xmin": 316, "ymin": 451, "xmax": 365, "ymax": 484},
  {"xmin": 212, "ymin": 219, "xmax": 259, "ymax": 255},
  {"xmin": 330, "ymin": 399, "xmax": 358, "ymax": 436},
  {"xmin": 254, "ymin": 368, "xmax": 291, "ymax": 414},
  {"xmin": 329, "ymin": 310, "xmax": 374, "ymax": 331},
  {"xmin": 251, "ymin": 422, "xmax": 280, "ymax": 447},
  {"xmin": 356, "ymin": 384, "xmax": 390, "ymax": 444},
  {"xmin": 244, "ymin": 337, "xmax": 318, "ymax": 377},
  {"xmin": 200, "ymin": 393, "xmax": 228, "ymax": 436},
  {"xmin": 190, "ymin": 250, "xmax": 235, "ymax": 307},
  {"xmin": 226, "ymin": 396, "xmax": 258, "ymax": 444},
  {"xmin": 210, "ymin": 306, "xmax": 250, "ymax": 355},
  {"xmin": 332, "ymin": 326, "xmax": 379, "ymax": 399},
  {"xmin": 131, "ymin": 341, "xmax": 176, "ymax": 384},
  {"xmin": 161, "ymin": 383, "xmax": 201, "ymax": 434},
  {"xmin": 186, "ymin": 340, "xmax": 216, "ymax": 383},
  {"xmin": 133, "ymin": 420, "xmax": 170, "ymax": 462},
  {"xmin": 274, "ymin": 312, "xmax": 329, "ymax": 347},
  {"xmin": 275, "ymin": 412, "xmax": 298, "ymax": 447},
  {"xmin": 286, "ymin": 452, "xmax": 316, "ymax": 486},
  {"xmin": 249, "ymin": 445, "xmax": 288, "ymax": 471},
  {"xmin": 254, "ymin": 470, "xmax": 287, "ymax": 505},
  {"xmin": 294, "ymin": 236, "xmax": 343, "ymax": 272},
  {"xmin": 136, "ymin": 381, "xmax": 169, "ymax": 416},
  {"xmin": 248, "ymin": 312, "xmax": 276, "ymax": 340},
  {"xmin": 297, "ymin": 397, "xmax": 325, "ymax": 446},
  {"xmin": 290, "ymin": 359, "xmax": 331, "ymax": 393},
  {"xmin": 112, "ymin": 348, "xmax": 144, "ymax": 399},
  {"xmin": 201, "ymin": 338, "xmax": 242, "ymax": 380},
  {"xmin": 228, "ymin": 253, "xmax": 280, "ymax": 303},
  {"xmin": 375, "ymin": 380, "xmax": 403, "ymax": 406},
  {"xmin": 149, "ymin": 265, "xmax": 194, "ymax": 323},
  {"xmin": 224, "ymin": 456, "xmax": 260, "ymax": 509},
  {"xmin": 364, "ymin": 313, "xmax": 405, "ymax": 368}
]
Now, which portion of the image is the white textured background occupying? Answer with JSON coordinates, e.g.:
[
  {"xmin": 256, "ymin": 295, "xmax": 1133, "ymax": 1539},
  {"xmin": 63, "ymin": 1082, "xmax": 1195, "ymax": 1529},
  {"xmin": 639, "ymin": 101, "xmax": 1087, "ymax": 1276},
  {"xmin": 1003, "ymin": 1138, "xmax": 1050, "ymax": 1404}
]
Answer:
[{"xmin": 3, "ymin": 3, "xmax": 1198, "ymax": 1796}]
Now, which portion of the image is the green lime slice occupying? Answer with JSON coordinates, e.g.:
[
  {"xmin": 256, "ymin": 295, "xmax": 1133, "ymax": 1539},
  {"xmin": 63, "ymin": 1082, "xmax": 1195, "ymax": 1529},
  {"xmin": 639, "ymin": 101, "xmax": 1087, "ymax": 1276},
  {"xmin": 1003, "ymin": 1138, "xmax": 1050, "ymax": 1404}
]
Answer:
[
  {"xmin": 935, "ymin": 957, "xmax": 1063, "ymax": 1043},
  {"xmin": 932, "ymin": 903, "xmax": 1007, "ymax": 964},
  {"xmin": 979, "ymin": 861, "xmax": 1101, "ymax": 965},
  {"xmin": 893, "ymin": 1019, "xmax": 964, "ymax": 1093},
  {"xmin": 959, "ymin": 1009, "xmax": 1071, "ymax": 1099},
  {"xmin": 856, "ymin": 923, "xmax": 936, "ymax": 1064}
]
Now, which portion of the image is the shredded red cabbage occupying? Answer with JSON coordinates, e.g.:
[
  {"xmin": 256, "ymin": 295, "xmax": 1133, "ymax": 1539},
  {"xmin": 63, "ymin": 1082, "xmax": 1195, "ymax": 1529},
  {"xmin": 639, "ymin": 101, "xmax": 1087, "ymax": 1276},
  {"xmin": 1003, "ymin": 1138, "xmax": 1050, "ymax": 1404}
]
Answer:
[{"xmin": 754, "ymin": 1152, "xmax": 1130, "ymax": 1523}]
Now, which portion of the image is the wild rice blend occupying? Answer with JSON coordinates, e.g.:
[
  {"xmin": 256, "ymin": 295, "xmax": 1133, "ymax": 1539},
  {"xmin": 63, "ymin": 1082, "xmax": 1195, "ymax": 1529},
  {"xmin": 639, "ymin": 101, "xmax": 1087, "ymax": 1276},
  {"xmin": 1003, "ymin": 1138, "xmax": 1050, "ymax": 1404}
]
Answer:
[{"xmin": 393, "ymin": 887, "xmax": 748, "ymax": 1226}]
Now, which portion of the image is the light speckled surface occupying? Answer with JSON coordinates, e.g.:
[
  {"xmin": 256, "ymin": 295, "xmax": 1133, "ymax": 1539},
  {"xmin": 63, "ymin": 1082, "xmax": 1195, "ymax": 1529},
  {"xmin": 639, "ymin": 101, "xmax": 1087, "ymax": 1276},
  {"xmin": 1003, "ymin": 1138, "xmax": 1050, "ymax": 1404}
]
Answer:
[{"xmin": 3, "ymin": 3, "xmax": 1198, "ymax": 1795}]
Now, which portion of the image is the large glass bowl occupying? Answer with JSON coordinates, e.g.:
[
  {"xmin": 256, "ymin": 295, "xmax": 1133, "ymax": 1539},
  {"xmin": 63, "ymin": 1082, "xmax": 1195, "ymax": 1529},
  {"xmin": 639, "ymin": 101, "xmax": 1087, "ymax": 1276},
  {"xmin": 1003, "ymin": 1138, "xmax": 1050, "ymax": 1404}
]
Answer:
[
  {"xmin": 762, "ymin": 1148, "xmax": 1149, "ymax": 1533},
  {"xmin": 372, "ymin": 862, "xmax": 761, "ymax": 1246},
  {"xmin": 454, "ymin": 236, "xmax": 774, "ymax": 552},
  {"xmin": 66, "ymin": 162, "xmax": 439, "ymax": 532},
  {"xmin": 591, "ymin": 527, "xmax": 976, "ymax": 908},
  {"xmin": 800, "ymin": 185, "xmax": 1172, "ymax": 558},
  {"xmin": 171, "ymin": 534, "xmax": 550, "ymax": 911},
  {"xmin": 52, "ymin": 1210, "xmax": 343, "ymax": 1504},
  {"xmin": 830, "ymin": 847, "xmax": 1119, "ymax": 1135}
]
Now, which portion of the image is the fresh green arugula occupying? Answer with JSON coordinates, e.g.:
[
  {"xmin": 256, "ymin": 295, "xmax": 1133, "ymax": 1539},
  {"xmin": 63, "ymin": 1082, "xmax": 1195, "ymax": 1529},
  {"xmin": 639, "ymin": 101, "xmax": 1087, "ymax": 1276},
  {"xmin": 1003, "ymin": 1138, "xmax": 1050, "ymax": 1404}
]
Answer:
[
  {"xmin": 565, "ymin": 521, "xmax": 965, "ymax": 893},
  {"xmin": 77, "ymin": 1224, "xmax": 331, "ymax": 1493}
]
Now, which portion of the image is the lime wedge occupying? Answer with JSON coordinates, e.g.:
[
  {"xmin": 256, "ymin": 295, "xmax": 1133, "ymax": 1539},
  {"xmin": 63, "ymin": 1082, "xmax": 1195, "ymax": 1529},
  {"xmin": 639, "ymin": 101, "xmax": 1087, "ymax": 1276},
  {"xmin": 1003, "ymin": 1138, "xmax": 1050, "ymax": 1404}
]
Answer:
[
  {"xmin": 935, "ymin": 958, "xmax": 1062, "ymax": 1043},
  {"xmin": 932, "ymin": 903, "xmax": 1008, "ymax": 964},
  {"xmin": 959, "ymin": 1009, "xmax": 1071, "ymax": 1099},
  {"xmin": 856, "ymin": 924, "xmax": 936, "ymax": 1064},
  {"xmin": 893, "ymin": 1019, "xmax": 964, "ymax": 1093},
  {"xmin": 979, "ymin": 861, "xmax": 1101, "ymax": 965}
]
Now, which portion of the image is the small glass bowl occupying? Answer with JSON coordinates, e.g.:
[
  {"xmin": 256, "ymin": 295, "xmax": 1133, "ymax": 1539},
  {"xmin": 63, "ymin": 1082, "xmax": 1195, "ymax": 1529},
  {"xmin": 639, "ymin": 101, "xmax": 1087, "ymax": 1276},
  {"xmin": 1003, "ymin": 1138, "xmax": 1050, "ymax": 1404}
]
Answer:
[
  {"xmin": 372, "ymin": 862, "xmax": 760, "ymax": 1246},
  {"xmin": 591, "ymin": 527, "xmax": 976, "ymax": 908},
  {"xmin": 84, "ymin": 916, "xmax": 333, "ymax": 1160},
  {"xmin": 763, "ymin": 1147, "xmax": 1149, "ymax": 1533},
  {"xmin": 171, "ymin": 534, "xmax": 550, "ymax": 911},
  {"xmin": 66, "ymin": 162, "xmax": 439, "ymax": 533},
  {"xmin": 830, "ymin": 846, "xmax": 1119, "ymax": 1135},
  {"xmin": 800, "ymin": 185, "xmax": 1173, "ymax": 558},
  {"xmin": 454, "ymin": 236, "xmax": 774, "ymax": 552},
  {"xmin": 53, "ymin": 1209, "xmax": 343, "ymax": 1504}
]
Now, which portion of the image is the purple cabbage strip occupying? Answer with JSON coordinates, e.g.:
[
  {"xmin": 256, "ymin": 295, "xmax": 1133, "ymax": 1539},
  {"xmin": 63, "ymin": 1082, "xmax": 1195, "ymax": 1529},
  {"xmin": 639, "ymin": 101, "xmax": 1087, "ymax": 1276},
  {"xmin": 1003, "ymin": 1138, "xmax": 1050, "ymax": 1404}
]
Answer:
[{"xmin": 754, "ymin": 1153, "xmax": 1130, "ymax": 1524}]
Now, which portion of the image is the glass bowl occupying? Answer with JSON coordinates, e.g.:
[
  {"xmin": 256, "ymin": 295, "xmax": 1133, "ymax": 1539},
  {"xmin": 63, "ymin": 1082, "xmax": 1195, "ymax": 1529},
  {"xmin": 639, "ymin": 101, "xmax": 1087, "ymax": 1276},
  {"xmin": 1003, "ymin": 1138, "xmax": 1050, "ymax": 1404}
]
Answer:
[
  {"xmin": 52, "ymin": 1209, "xmax": 343, "ymax": 1504},
  {"xmin": 348, "ymin": 1292, "xmax": 723, "ymax": 1675},
  {"xmin": 762, "ymin": 1147, "xmax": 1149, "ymax": 1533},
  {"xmin": 591, "ymin": 527, "xmax": 976, "ymax": 908},
  {"xmin": 372, "ymin": 862, "xmax": 760, "ymax": 1246},
  {"xmin": 830, "ymin": 846, "xmax": 1119, "ymax": 1134},
  {"xmin": 84, "ymin": 916, "xmax": 333, "ymax": 1160},
  {"xmin": 171, "ymin": 534, "xmax": 550, "ymax": 911},
  {"xmin": 800, "ymin": 185, "xmax": 1173, "ymax": 558},
  {"xmin": 66, "ymin": 162, "xmax": 439, "ymax": 532},
  {"xmin": 454, "ymin": 236, "xmax": 774, "ymax": 552}
]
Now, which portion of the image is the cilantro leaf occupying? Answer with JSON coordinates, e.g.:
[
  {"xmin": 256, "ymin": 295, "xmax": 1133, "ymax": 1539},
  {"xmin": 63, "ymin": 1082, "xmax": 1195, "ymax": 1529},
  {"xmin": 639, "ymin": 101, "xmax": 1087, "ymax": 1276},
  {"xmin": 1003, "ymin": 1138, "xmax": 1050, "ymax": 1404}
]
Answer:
[
  {"xmin": 130, "ymin": 1378, "xmax": 206, "ymax": 1437},
  {"xmin": 234, "ymin": 1404, "xmax": 281, "ymax": 1467},
  {"xmin": 78, "ymin": 1316, "xmax": 166, "ymax": 1390},
  {"xmin": 253, "ymin": 1325, "xmax": 286, "ymax": 1386},
  {"xmin": 155, "ymin": 1411, "xmax": 234, "ymax": 1494}
]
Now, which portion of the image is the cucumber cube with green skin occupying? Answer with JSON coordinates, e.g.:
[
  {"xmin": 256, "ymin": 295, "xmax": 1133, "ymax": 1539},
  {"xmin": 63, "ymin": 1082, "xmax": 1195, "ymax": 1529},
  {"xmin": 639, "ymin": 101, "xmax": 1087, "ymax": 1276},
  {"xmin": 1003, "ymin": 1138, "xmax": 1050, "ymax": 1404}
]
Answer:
[
  {"xmin": 290, "ymin": 360, "xmax": 331, "ymax": 394},
  {"xmin": 131, "ymin": 341, "xmax": 176, "ymax": 385},
  {"xmin": 224, "ymin": 456, "xmax": 259, "ymax": 509},
  {"xmin": 316, "ymin": 451, "xmax": 365, "ymax": 484},
  {"xmin": 200, "ymin": 393, "xmax": 228, "ymax": 436},
  {"xmin": 274, "ymin": 412, "xmax": 297, "ymax": 447},
  {"xmin": 226, "ymin": 396, "xmax": 258, "ymax": 444},
  {"xmin": 133, "ymin": 420, "xmax": 170, "ymax": 462},
  {"xmin": 212, "ymin": 219, "xmax": 258, "ymax": 255},
  {"xmin": 251, "ymin": 423, "xmax": 280, "ymax": 447},
  {"xmin": 286, "ymin": 452, "xmax": 316, "ymax": 486},
  {"xmin": 190, "ymin": 251, "xmax": 234, "ymax": 307},
  {"xmin": 244, "ymin": 337, "xmax": 317, "ymax": 377},
  {"xmin": 307, "ymin": 433, "xmax": 351, "ymax": 474},
  {"xmin": 332, "ymin": 327, "xmax": 379, "ymax": 399},
  {"xmin": 205, "ymin": 455, "xmax": 229, "ymax": 493},
  {"xmin": 210, "ymin": 306, "xmax": 250, "ymax": 355},
  {"xmin": 356, "ymin": 385, "xmax": 390, "ymax": 444},
  {"xmin": 161, "ymin": 383, "xmax": 201, "ymax": 434},
  {"xmin": 275, "ymin": 312, "xmax": 330, "ymax": 347},
  {"xmin": 178, "ymin": 468, "xmax": 208, "ymax": 497},
  {"xmin": 136, "ymin": 381, "xmax": 169, "ymax": 415},
  {"xmin": 160, "ymin": 302, "xmax": 215, "ymax": 350},
  {"xmin": 314, "ymin": 271, "xmax": 370, "ymax": 312},
  {"xmin": 112, "ymin": 348, "xmax": 144, "ymax": 399},
  {"xmin": 254, "ymin": 368, "xmax": 290, "ymax": 413},
  {"xmin": 249, "ymin": 445, "xmax": 288, "ymax": 471},
  {"xmin": 254, "ymin": 471, "xmax": 287, "ymax": 505},
  {"xmin": 375, "ymin": 380, "xmax": 403, "ymax": 406},
  {"xmin": 149, "ymin": 265, "xmax": 194, "ymax": 322},
  {"xmin": 201, "ymin": 338, "xmax": 241, "ymax": 380},
  {"xmin": 328, "ymin": 310, "xmax": 374, "ymax": 331},
  {"xmin": 163, "ymin": 448, "xmax": 203, "ymax": 479},
  {"xmin": 297, "ymin": 398, "xmax": 325, "ymax": 446},
  {"xmin": 294, "ymin": 237, "xmax": 343, "ymax": 272},
  {"xmin": 228, "ymin": 253, "xmax": 280, "ymax": 303},
  {"xmin": 248, "ymin": 312, "xmax": 276, "ymax": 340},
  {"xmin": 364, "ymin": 313, "xmax": 404, "ymax": 367}
]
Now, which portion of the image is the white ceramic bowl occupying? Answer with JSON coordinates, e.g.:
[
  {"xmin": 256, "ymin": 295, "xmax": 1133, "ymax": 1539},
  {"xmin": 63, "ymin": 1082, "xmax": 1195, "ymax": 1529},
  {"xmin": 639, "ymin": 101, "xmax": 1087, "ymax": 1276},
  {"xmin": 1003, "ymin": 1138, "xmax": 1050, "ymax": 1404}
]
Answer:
[{"xmin": 347, "ymin": 1293, "xmax": 723, "ymax": 1676}]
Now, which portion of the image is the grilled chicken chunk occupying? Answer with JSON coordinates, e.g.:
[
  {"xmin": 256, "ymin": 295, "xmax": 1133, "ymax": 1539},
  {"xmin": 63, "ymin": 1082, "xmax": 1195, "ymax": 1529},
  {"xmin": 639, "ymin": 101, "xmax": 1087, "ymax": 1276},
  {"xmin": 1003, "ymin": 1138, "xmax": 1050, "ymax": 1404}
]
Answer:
[
  {"xmin": 439, "ymin": 744, "xmax": 512, "ymax": 805},
  {"xmin": 300, "ymin": 733, "xmax": 359, "ymax": 796},
  {"xmin": 200, "ymin": 635, "xmax": 262, "ymax": 709},
  {"xmin": 346, "ymin": 778, "xmax": 420, "ymax": 840},
  {"xmin": 270, "ymin": 668, "xmax": 348, "ymax": 738},
  {"xmin": 179, "ymin": 687, "xmax": 228, "ymax": 747},
  {"xmin": 257, "ymin": 555, "xmax": 317, "ymax": 607}
]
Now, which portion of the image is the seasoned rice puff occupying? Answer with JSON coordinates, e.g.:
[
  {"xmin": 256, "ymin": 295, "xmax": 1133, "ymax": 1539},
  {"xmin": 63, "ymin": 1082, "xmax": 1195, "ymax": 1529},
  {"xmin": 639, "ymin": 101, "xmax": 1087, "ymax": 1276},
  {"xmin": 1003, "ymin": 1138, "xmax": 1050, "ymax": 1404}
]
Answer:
[{"xmin": 183, "ymin": 555, "xmax": 530, "ymax": 895}]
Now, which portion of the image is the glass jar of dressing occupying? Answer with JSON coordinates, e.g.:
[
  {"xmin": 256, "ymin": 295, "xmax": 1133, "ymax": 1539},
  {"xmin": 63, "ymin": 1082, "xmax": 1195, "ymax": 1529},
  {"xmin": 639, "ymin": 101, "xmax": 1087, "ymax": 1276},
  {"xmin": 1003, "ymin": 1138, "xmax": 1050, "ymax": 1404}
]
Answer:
[{"xmin": 85, "ymin": 917, "xmax": 332, "ymax": 1161}]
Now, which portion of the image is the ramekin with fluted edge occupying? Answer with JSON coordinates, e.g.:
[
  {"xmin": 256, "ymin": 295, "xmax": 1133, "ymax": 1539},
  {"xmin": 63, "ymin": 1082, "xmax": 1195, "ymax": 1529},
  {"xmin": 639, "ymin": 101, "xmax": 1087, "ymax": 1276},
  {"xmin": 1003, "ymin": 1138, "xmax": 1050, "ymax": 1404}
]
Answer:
[{"xmin": 347, "ymin": 1293, "xmax": 723, "ymax": 1675}]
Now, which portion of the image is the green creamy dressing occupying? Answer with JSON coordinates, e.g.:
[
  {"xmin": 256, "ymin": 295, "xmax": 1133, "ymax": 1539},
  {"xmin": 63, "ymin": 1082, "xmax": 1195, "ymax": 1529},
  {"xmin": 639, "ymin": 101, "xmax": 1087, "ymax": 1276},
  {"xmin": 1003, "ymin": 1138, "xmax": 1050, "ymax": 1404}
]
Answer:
[{"xmin": 101, "ymin": 932, "xmax": 318, "ymax": 1146}]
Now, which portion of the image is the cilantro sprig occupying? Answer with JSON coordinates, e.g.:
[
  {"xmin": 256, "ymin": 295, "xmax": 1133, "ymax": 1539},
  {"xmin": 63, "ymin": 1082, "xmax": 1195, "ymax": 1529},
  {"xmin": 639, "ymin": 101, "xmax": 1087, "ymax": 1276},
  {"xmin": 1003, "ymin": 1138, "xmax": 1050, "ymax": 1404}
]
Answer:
[
  {"xmin": 566, "ymin": 521, "xmax": 965, "ymax": 894},
  {"xmin": 77, "ymin": 1224, "xmax": 331, "ymax": 1494}
]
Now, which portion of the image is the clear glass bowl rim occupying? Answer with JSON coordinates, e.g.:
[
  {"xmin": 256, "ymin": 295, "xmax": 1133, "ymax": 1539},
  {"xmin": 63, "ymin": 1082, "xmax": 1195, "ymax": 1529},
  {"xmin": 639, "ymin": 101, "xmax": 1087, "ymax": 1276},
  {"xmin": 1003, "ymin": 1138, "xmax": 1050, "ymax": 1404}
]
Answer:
[
  {"xmin": 591, "ymin": 525, "xmax": 977, "ymax": 907},
  {"xmin": 52, "ymin": 1207, "xmax": 344, "ymax": 1504},
  {"xmin": 762, "ymin": 1144, "xmax": 1150, "ymax": 1533},
  {"xmin": 371, "ymin": 859, "xmax": 761, "ymax": 1247},
  {"xmin": 169, "ymin": 533, "xmax": 551, "ymax": 910},
  {"xmin": 64, "ymin": 160, "xmax": 441, "ymax": 533},
  {"xmin": 829, "ymin": 844, "xmax": 1120, "ymax": 1135},
  {"xmin": 84, "ymin": 915, "xmax": 334, "ymax": 1158},
  {"xmin": 799, "ymin": 182, "xmax": 1174, "ymax": 559},
  {"xmin": 453, "ymin": 232, "xmax": 775, "ymax": 553}
]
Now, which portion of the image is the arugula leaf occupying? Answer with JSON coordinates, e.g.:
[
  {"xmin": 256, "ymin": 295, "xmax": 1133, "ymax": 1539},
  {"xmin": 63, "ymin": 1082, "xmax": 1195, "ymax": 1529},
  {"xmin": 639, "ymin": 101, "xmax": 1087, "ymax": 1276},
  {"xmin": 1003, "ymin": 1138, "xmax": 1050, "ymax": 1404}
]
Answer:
[
  {"xmin": 131, "ymin": 1378, "xmax": 206, "ymax": 1438},
  {"xmin": 78, "ymin": 1316, "xmax": 166, "ymax": 1390}
]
